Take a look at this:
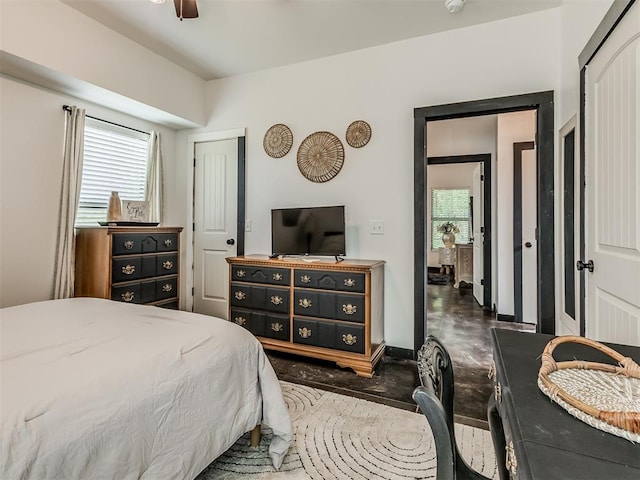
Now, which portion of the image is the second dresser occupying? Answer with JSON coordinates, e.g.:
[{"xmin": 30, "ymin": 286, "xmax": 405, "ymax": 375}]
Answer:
[{"xmin": 227, "ymin": 255, "xmax": 385, "ymax": 377}]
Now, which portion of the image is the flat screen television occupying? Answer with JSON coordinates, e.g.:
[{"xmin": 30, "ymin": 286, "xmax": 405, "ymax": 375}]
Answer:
[{"xmin": 271, "ymin": 205, "xmax": 345, "ymax": 256}]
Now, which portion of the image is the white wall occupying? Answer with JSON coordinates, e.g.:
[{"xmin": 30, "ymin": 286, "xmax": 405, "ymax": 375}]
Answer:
[
  {"xmin": 176, "ymin": 9, "xmax": 563, "ymax": 350},
  {"xmin": 426, "ymin": 163, "xmax": 476, "ymax": 267},
  {"xmin": 0, "ymin": 75, "xmax": 178, "ymax": 307},
  {"xmin": 0, "ymin": 0, "xmax": 206, "ymax": 127},
  {"xmin": 495, "ymin": 110, "xmax": 536, "ymax": 316}
]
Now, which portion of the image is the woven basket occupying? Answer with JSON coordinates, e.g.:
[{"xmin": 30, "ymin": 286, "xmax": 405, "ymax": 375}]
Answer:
[{"xmin": 538, "ymin": 335, "xmax": 640, "ymax": 442}]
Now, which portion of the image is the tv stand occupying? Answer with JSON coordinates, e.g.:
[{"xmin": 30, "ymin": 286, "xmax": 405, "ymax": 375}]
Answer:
[{"xmin": 226, "ymin": 254, "xmax": 385, "ymax": 377}]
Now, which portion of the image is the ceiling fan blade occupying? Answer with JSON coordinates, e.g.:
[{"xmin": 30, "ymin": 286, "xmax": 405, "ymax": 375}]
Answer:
[{"xmin": 173, "ymin": 0, "xmax": 198, "ymax": 19}]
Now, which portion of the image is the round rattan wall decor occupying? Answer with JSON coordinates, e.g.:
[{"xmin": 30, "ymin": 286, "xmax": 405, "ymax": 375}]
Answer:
[
  {"xmin": 296, "ymin": 131, "xmax": 345, "ymax": 183},
  {"xmin": 263, "ymin": 124, "xmax": 293, "ymax": 158},
  {"xmin": 345, "ymin": 120, "xmax": 372, "ymax": 148}
]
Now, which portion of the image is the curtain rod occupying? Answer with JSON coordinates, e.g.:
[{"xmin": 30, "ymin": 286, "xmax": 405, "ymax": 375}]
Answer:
[{"xmin": 62, "ymin": 105, "xmax": 150, "ymax": 136}]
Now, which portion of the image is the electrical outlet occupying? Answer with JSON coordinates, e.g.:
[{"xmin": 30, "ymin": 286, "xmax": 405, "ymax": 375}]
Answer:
[
  {"xmin": 370, "ymin": 221, "xmax": 384, "ymax": 235},
  {"xmin": 245, "ymin": 220, "xmax": 252, "ymax": 232}
]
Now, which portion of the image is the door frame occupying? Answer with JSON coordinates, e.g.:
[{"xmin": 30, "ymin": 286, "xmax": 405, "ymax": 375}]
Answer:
[
  {"xmin": 414, "ymin": 91, "xmax": 555, "ymax": 356},
  {"xmin": 513, "ymin": 141, "xmax": 536, "ymax": 323},
  {"xmin": 578, "ymin": 0, "xmax": 635, "ymax": 335},
  {"xmin": 426, "ymin": 154, "xmax": 492, "ymax": 310},
  {"xmin": 185, "ymin": 128, "xmax": 246, "ymax": 312}
]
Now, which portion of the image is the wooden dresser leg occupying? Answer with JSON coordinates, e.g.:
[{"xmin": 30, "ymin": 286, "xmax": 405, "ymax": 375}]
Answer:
[{"xmin": 250, "ymin": 424, "xmax": 261, "ymax": 447}]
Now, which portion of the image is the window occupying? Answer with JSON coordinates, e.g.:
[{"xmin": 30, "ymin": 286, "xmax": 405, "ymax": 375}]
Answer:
[
  {"xmin": 75, "ymin": 119, "xmax": 150, "ymax": 226},
  {"xmin": 431, "ymin": 188, "xmax": 471, "ymax": 250}
]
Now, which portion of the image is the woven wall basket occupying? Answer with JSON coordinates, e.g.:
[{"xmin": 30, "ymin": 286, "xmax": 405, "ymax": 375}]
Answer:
[
  {"xmin": 538, "ymin": 335, "xmax": 640, "ymax": 442},
  {"xmin": 296, "ymin": 131, "xmax": 345, "ymax": 183},
  {"xmin": 263, "ymin": 124, "xmax": 293, "ymax": 158}
]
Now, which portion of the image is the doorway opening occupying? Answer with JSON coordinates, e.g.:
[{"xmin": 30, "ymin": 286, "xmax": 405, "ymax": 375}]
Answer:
[{"xmin": 413, "ymin": 91, "xmax": 555, "ymax": 355}]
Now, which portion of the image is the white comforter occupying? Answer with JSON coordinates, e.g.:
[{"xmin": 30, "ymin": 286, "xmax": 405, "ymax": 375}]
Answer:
[{"xmin": 0, "ymin": 298, "xmax": 292, "ymax": 479}]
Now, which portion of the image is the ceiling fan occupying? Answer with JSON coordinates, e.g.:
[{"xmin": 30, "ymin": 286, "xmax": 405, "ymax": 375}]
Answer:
[{"xmin": 173, "ymin": 0, "xmax": 198, "ymax": 20}]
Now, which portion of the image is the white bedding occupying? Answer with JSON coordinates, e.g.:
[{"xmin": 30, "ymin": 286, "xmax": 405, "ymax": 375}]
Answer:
[{"xmin": 0, "ymin": 298, "xmax": 292, "ymax": 479}]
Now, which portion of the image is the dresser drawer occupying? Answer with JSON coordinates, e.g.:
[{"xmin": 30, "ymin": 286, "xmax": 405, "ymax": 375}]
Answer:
[
  {"xmin": 294, "ymin": 269, "xmax": 365, "ymax": 293},
  {"xmin": 156, "ymin": 254, "xmax": 178, "ymax": 275},
  {"xmin": 230, "ymin": 284, "xmax": 290, "ymax": 314},
  {"xmin": 155, "ymin": 233, "xmax": 179, "ymax": 252},
  {"xmin": 112, "ymin": 233, "xmax": 179, "ymax": 256},
  {"xmin": 231, "ymin": 265, "xmax": 290, "ymax": 286},
  {"xmin": 293, "ymin": 290, "xmax": 364, "ymax": 322},
  {"xmin": 112, "ymin": 257, "xmax": 143, "ymax": 282},
  {"xmin": 292, "ymin": 318, "xmax": 365, "ymax": 354},
  {"xmin": 231, "ymin": 308, "xmax": 264, "ymax": 336},
  {"xmin": 111, "ymin": 283, "xmax": 142, "ymax": 304},
  {"xmin": 155, "ymin": 277, "xmax": 178, "ymax": 300}
]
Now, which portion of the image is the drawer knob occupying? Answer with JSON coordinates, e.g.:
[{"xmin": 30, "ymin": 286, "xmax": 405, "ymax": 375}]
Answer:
[
  {"xmin": 488, "ymin": 362, "xmax": 496, "ymax": 380},
  {"xmin": 273, "ymin": 273, "xmax": 283, "ymax": 281},
  {"xmin": 271, "ymin": 322, "xmax": 284, "ymax": 332},
  {"xmin": 298, "ymin": 298, "xmax": 313, "ymax": 309},
  {"xmin": 298, "ymin": 327, "xmax": 312, "ymax": 339},
  {"xmin": 122, "ymin": 264, "xmax": 136, "ymax": 275},
  {"xmin": 162, "ymin": 260, "xmax": 174, "ymax": 270},
  {"xmin": 342, "ymin": 303, "xmax": 357, "ymax": 315},
  {"xmin": 123, "ymin": 240, "xmax": 134, "ymax": 250},
  {"xmin": 505, "ymin": 441, "xmax": 518, "ymax": 476},
  {"xmin": 300, "ymin": 275, "xmax": 311, "ymax": 284},
  {"xmin": 234, "ymin": 316, "xmax": 247, "ymax": 326},
  {"xmin": 344, "ymin": 278, "xmax": 356, "ymax": 287},
  {"xmin": 342, "ymin": 333, "xmax": 357, "ymax": 345},
  {"xmin": 271, "ymin": 295, "xmax": 283, "ymax": 305},
  {"xmin": 236, "ymin": 269, "xmax": 246, "ymax": 278},
  {"xmin": 164, "ymin": 238, "xmax": 173, "ymax": 247},
  {"xmin": 162, "ymin": 283, "xmax": 173, "ymax": 292},
  {"xmin": 494, "ymin": 382, "xmax": 502, "ymax": 404},
  {"xmin": 121, "ymin": 291, "xmax": 135, "ymax": 302},
  {"xmin": 234, "ymin": 291, "xmax": 246, "ymax": 300}
]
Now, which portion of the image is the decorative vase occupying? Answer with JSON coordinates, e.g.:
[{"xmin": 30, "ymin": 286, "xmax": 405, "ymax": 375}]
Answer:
[
  {"xmin": 442, "ymin": 232, "xmax": 456, "ymax": 247},
  {"xmin": 107, "ymin": 191, "xmax": 122, "ymax": 222}
]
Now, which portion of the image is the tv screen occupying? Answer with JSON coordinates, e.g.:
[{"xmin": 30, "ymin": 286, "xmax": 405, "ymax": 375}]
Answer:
[{"xmin": 271, "ymin": 206, "xmax": 345, "ymax": 256}]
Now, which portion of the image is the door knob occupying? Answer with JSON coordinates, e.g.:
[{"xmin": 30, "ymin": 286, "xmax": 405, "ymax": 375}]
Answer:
[
  {"xmin": 226, "ymin": 238, "xmax": 235, "ymax": 245},
  {"xmin": 576, "ymin": 260, "xmax": 594, "ymax": 272},
  {"xmin": 525, "ymin": 242, "xmax": 532, "ymax": 248}
]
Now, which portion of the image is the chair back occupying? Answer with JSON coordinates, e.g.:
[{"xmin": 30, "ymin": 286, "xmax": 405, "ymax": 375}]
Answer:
[{"xmin": 414, "ymin": 335, "xmax": 490, "ymax": 480}]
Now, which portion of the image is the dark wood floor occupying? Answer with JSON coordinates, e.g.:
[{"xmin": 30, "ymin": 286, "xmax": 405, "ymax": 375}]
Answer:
[{"xmin": 268, "ymin": 277, "xmax": 534, "ymax": 429}]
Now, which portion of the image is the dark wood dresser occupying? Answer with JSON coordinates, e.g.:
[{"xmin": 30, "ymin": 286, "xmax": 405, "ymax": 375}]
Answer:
[
  {"xmin": 490, "ymin": 329, "xmax": 640, "ymax": 479},
  {"xmin": 226, "ymin": 255, "xmax": 385, "ymax": 377},
  {"xmin": 75, "ymin": 226, "xmax": 183, "ymax": 309}
]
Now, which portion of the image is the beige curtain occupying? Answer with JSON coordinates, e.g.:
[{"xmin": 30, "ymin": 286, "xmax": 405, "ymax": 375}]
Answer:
[
  {"xmin": 52, "ymin": 106, "xmax": 85, "ymax": 299},
  {"xmin": 145, "ymin": 131, "xmax": 163, "ymax": 223}
]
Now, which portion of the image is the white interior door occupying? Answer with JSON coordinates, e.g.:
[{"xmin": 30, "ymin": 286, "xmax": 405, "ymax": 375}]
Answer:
[
  {"xmin": 193, "ymin": 138, "xmax": 238, "ymax": 319},
  {"xmin": 472, "ymin": 164, "xmax": 484, "ymax": 304},
  {"xmin": 521, "ymin": 148, "xmax": 538, "ymax": 325},
  {"xmin": 585, "ymin": 4, "xmax": 640, "ymax": 346}
]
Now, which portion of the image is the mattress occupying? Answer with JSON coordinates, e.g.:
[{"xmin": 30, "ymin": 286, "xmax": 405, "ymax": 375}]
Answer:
[{"xmin": 0, "ymin": 298, "xmax": 292, "ymax": 479}]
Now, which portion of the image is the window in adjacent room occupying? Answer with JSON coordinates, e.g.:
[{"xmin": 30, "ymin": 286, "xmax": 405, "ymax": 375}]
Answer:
[
  {"xmin": 430, "ymin": 187, "xmax": 471, "ymax": 250},
  {"xmin": 75, "ymin": 118, "xmax": 150, "ymax": 226}
]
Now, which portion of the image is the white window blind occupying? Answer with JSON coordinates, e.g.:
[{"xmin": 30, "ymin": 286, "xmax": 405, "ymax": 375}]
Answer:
[
  {"xmin": 75, "ymin": 119, "xmax": 150, "ymax": 226},
  {"xmin": 431, "ymin": 188, "xmax": 471, "ymax": 250}
]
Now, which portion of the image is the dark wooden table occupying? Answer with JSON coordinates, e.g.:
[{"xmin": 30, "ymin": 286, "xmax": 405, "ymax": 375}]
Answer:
[{"xmin": 490, "ymin": 329, "xmax": 640, "ymax": 479}]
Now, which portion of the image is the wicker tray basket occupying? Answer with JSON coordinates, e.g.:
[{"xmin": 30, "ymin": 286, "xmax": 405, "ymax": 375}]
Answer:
[{"xmin": 537, "ymin": 335, "xmax": 640, "ymax": 442}]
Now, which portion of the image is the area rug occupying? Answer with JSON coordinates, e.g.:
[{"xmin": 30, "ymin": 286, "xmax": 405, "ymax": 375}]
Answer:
[{"xmin": 197, "ymin": 382, "xmax": 497, "ymax": 479}]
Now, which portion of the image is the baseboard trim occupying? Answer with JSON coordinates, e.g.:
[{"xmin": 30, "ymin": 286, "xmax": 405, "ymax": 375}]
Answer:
[
  {"xmin": 385, "ymin": 345, "xmax": 415, "ymax": 360},
  {"xmin": 497, "ymin": 313, "xmax": 516, "ymax": 323}
]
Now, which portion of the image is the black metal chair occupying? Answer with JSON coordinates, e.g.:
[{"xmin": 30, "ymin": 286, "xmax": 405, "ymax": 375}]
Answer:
[{"xmin": 413, "ymin": 335, "xmax": 507, "ymax": 480}]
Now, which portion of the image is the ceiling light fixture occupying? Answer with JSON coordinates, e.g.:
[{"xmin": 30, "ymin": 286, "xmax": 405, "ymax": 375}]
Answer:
[
  {"xmin": 149, "ymin": 0, "xmax": 166, "ymax": 4},
  {"xmin": 445, "ymin": 0, "xmax": 466, "ymax": 14}
]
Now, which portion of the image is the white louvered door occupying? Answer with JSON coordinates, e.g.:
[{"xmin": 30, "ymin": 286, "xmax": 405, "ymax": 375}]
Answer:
[
  {"xmin": 193, "ymin": 138, "xmax": 238, "ymax": 319},
  {"xmin": 585, "ymin": 3, "xmax": 640, "ymax": 345}
]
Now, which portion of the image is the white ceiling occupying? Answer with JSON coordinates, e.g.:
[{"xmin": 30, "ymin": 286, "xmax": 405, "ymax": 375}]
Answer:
[{"xmin": 62, "ymin": 0, "xmax": 563, "ymax": 81}]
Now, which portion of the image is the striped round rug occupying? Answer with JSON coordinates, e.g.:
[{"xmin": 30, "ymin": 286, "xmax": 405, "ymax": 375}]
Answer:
[{"xmin": 198, "ymin": 382, "xmax": 497, "ymax": 480}]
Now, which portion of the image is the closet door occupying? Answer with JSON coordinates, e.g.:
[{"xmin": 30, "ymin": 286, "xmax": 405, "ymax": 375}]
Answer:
[{"xmin": 585, "ymin": 3, "xmax": 640, "ymax": 345}]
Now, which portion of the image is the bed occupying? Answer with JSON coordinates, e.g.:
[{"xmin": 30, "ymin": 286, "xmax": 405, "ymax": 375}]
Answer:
[{"xmin": 0, "ymin": 297, "xmax": 292, "ymax": 479}]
